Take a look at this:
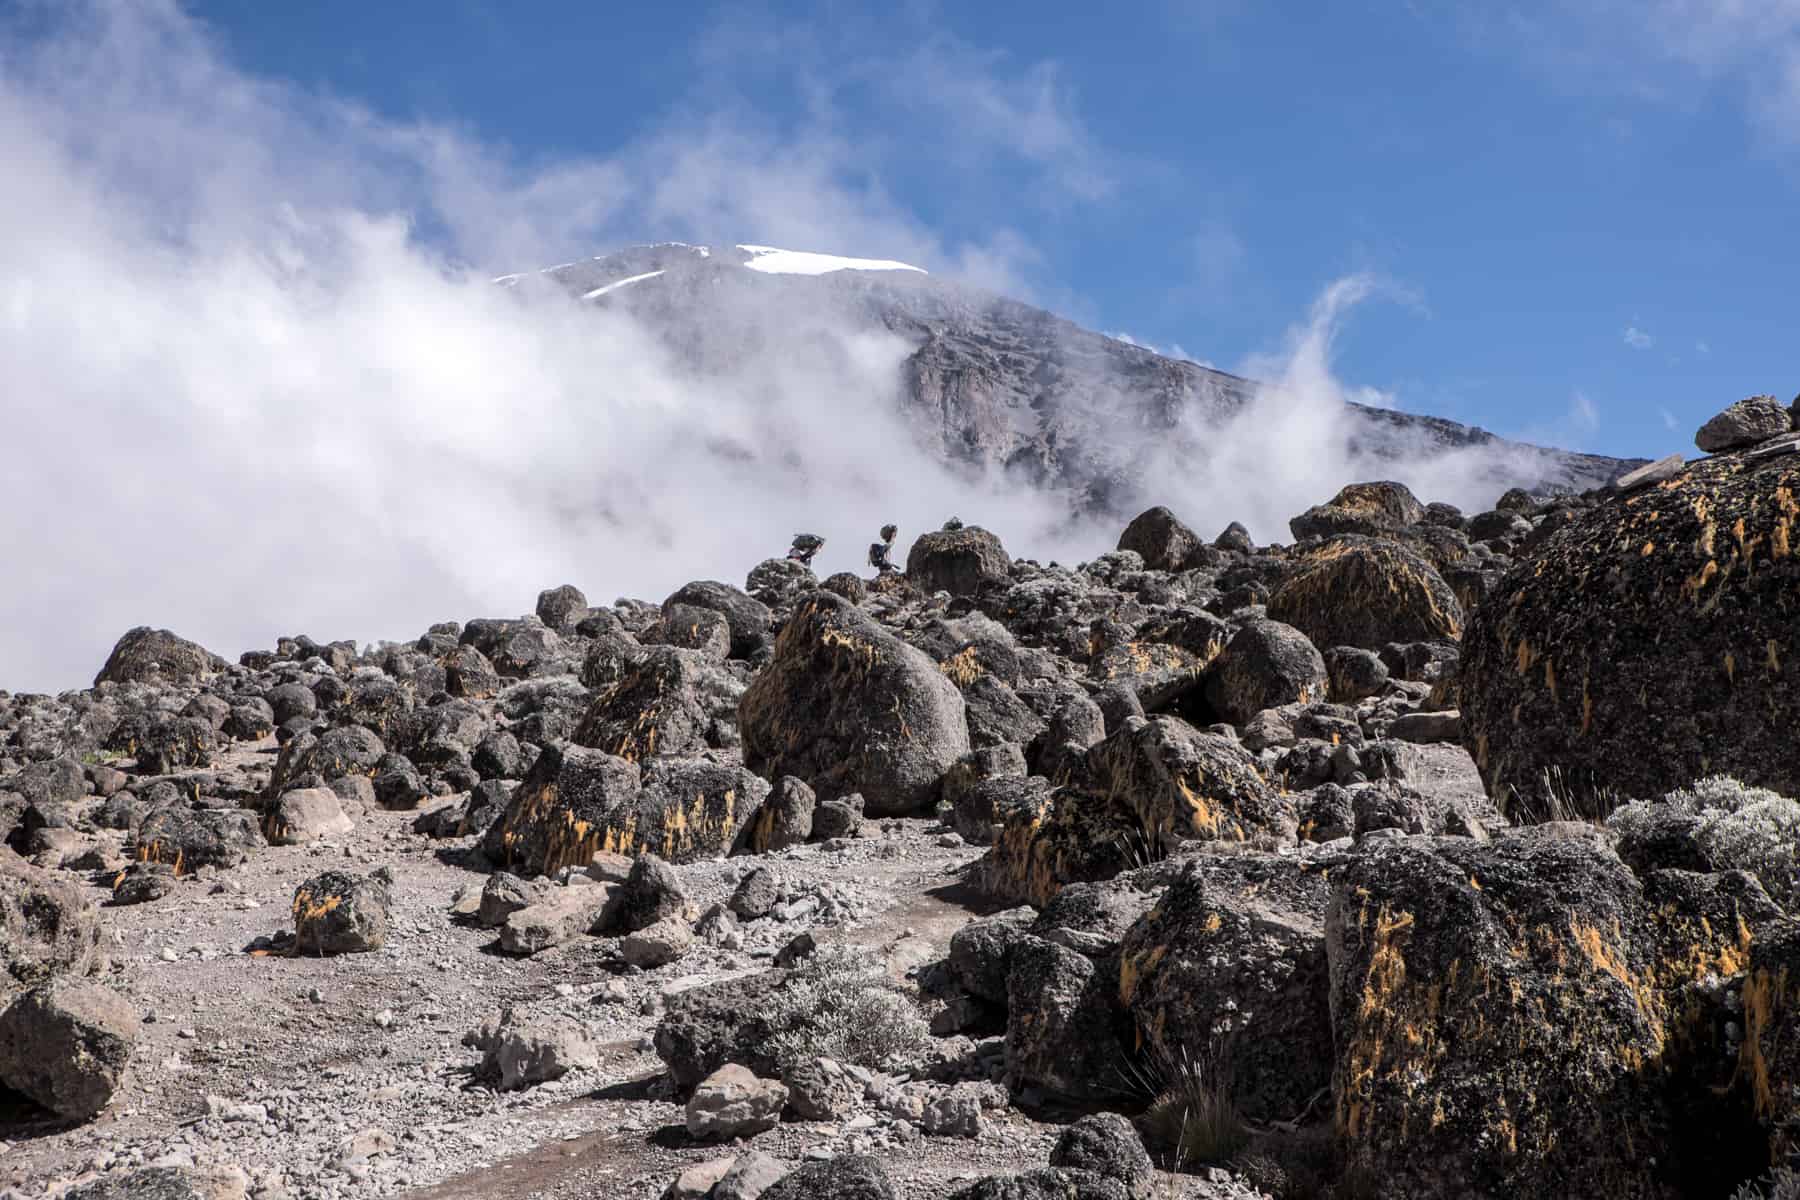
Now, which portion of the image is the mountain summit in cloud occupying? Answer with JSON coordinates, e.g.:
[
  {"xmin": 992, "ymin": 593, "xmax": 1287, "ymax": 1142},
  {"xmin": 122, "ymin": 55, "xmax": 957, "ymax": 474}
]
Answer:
[{"xmin": 498, "ymin": 241, "xmax": 1644, "ymax": 520}]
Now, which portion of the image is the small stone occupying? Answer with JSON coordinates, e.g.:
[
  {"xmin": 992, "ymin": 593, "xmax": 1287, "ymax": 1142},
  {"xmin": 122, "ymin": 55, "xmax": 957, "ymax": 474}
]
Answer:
[{"xmin": 687, "ymin": 1064, "xmax": 788, "ymax": 1140}]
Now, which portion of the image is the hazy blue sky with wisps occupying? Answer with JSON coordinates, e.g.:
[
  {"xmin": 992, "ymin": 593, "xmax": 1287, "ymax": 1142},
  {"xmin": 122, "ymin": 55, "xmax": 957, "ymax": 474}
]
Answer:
[{"xmin": 179, "ymin": 0, "xmax": 1800, "ymax": 457}]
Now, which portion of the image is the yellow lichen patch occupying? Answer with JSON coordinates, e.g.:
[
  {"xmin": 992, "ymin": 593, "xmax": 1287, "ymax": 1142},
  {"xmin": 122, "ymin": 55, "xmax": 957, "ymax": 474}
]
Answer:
[
  {"xmin": 1118, "ymin": 943, "xmax": 1167, "ymax": 1006},
  {"xmin": 1641, "ymin": 541, "xmax": 1656, "ymax": 556},
  {"xmin": 1769, "ymin": 641, "xmax": 1783, "ymax": 674},
  {"xmin": 1172, "ymin": 776, "xmax": 1222, "ymax": 838},
  {"xmin": 1737, "ymin": 965, "xmax": 1791, "ymax": 1119},
  {"xmin": 1725, "ymin": 652, "xmax": 1737, "ymax": 684},
  {"xmin": 1515, "ymin": 639, "xmax": 1536, "ymax": 675},
  {"xmin": 1697, "ymin": 519, "xmax": 1717, "ymax": 558},
  {"xmin": 940, "ymin": 646, "xmax": 983, "ymax": 687},
  {"xmin": 1682, "ymin": 559, "xmax": 1718, "ymax": 602},
  {"xmin": 819, "ymin": 625, "xmax": 882, "ymax": 676},
  {"xmin": 292, "ymin": 889, "xmax": 342, "ymax": 923}
]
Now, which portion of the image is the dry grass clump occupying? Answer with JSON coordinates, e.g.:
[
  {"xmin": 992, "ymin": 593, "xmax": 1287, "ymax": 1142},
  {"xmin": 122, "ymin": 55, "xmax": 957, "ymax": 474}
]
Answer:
[{"xmin": 1130, "ymin": 1041, "xmax": 1250, "ymax": 1168}]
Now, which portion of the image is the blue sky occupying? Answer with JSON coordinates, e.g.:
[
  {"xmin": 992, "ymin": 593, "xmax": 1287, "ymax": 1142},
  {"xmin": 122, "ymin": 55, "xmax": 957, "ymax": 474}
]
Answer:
[{"xmin": 179, "ymin": 0, "xmax": 1800, "ymax": 460}]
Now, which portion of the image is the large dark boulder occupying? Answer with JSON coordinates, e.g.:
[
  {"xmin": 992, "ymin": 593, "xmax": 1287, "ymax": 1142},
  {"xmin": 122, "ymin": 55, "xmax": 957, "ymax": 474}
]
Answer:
[
  {"xmin": 1089, "ymin": 717, "xmax": 1288, "ymax": 846},
  {"xmin": 1203, "ymin": 619, "xmax": 1328, "ymax": 725},
  {"xmin": 662, "ymin": 581, "xmax": 772, "ymax": 660},
  {"xmin": 133, "ymin": 805, "xmax": 265, "ymax": 873},
  {"xmin": 93, "ymin": 627, "xmax": 223, "ymax": 688},
  {"xmin": 1327, "ymin": 825, "xmax": 1773, "ymax": 1198},
  {"xmin": 0, "ymin": 981, "xmax": 137, "ymax": 1120},
  {"xmin": 482, "ymin": 744, "xmax": 768, "ymax": 876},
  {"xmin": 1460, "ymin": 453, "xmax": 1800, "ymax": 815},
  {"xmin": 1267, "ymin": 536, "xmax": 1463, "ymax": 652},
  {"xmin": 59, "ymin": 1167, "xmax": 247, "ymax": 1200},
  {"xmin": 1117, "ymin": 507, "xmax": 1201, "ymax": 573},
  {"xmin": 948, "ymin": 1170, "xmax": 1128, "ymax": 1200},
  {"xmin": 906, "ymin": 526, "xmax": 1011, "ymax": 597},
  {"xmin": 1005, "ymin": 935, "xmax": 1133, "ymax": 1101},
  {"xmin": 655, "ymin": 971, "xmax": 783, "ymax": 1089},
  {"xmin": 739, "ymin": 593, "xmax": 968, "ymax": 815},
  {"xmin": 1049, "ymin": 1114, "xmax": 1155, "ymax": 1200},
  {"xmin": 981, "ymin": 717, "xmax": 1288, "ymax": 905},
  {"xmin": 1, "ymin": 849, "xmax": 102, "ymax": 1002},
  {"xmin": 535, "ymin": 583, "xmax": 588, "ymax": 630},
  {"xmin": 1289, "ymin": 481, "xmax": 1425, "ymax": 542},
  {"xmin": 1119, "ymin": 855, "xmax": 1331, "ymax": 1122},
  {"xmin": 292, "ymin": 870, "xmax": 391, "ymax": 954},
  {"xmin": 571, "ymin": 646, "xmax": 743, "ymax": 762}
]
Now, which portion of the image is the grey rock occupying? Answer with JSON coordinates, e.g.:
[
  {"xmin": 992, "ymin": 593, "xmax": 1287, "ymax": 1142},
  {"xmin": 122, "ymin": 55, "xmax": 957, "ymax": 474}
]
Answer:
[
  {"xmin": 483, "ymin": 1017, "xmax": 599, "ymax": 1090},
  {"xmin": 686, "ymin": 1063, "xmax": 789, "ymax": 1140},
  {"xmin": 0, "ymin": 981, "xmax": 137, "ymax": 1120},
  {"xmin": 621, "ymin": 915, "xmax": 695, "ymax": 968},
  {"xmin": 1049, "ymin": 1113, "xmax": 1155, "ymax": 1200},
  {"xmin": 1696, "ymin": 394, "xmax": 1791, "ymax": 452}
]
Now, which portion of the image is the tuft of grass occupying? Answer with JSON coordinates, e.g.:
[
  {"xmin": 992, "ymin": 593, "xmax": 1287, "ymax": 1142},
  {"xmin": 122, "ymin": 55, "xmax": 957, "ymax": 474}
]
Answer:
[
  {"xmin": 1508, "ymin": 764, "xmax": 1618, "ymax": 825},
  {"xmin": 1732, "ymin": 1167, "xmax": 1800, "ymax": 1200},
  {"xmin": 1132, "ymin": 1040, "xmax": 1249, "ymax": 1168}
]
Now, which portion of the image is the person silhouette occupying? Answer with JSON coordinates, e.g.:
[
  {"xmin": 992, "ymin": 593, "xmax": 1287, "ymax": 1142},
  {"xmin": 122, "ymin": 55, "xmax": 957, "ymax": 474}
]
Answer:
[
  {"xmin": 869, "ymin": 524, "xmax": 898, "ymax": 574},
  {"xmin": 787, "ymin": 533, "xmax": 825, "ymax": 566}
]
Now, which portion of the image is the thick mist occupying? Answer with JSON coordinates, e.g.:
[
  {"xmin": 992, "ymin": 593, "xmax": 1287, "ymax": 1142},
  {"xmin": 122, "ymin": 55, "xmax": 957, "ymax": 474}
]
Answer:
[{"xmin": 1, "ymin": 3, "xmax": 1557, "ymax": 694}]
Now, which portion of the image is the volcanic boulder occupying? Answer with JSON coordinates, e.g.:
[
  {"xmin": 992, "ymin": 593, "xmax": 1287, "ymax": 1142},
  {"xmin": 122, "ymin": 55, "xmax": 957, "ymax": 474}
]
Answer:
[
  {"xmin": 93, "ymin": 627, "xmax": 222, "ymax": 687},
  {"xmin": 1289, "ymin": 481, "xmax": 1425, "ymax": 542},
  {"xmin": 292, "ymin": 870, "xmax": 392, "ymax": 954},
  {"xmin": 1117, "ymin": 506, "xmax": 1201, "ymax": 573},
  {"xmin": 905, "ymin": 526, "xmax": 1012, "ymax": 597},
  {"xmin": 1267, "ymin": 536, "xmax": 1463, "ymax": 652},
  {"xmin": 1459, "ymin": 452, "xmax": 1800, "ymax": 815},
  {"xmin": 662, "ymin": 581, "xmax": 772, "ymax": 660},
  {"xmin": 1, "ymin": 850, "xmax": 102, "ymax": 1002},
  {"xmin": 1326, "ymin": 825, "xmax": 1771, "ymax": 1197},
  {"xmin": 0, "ymin": 981, "xmax": 137, "ymax": 1119},
  {"xmin": 1202, "ymin": 619, "xmax": 1328, "ymax": 725},
  {"xmin": 482, "ymin": 744, "xmax": 768, "ymax": 876},
  {"xmin": 1118, "ymin": 855, "xmax": 1331, "ymax": 1122},
  {"xmin": 571, "ymin": 645, "xmax": 743, "ymax": 762},
  {"xmin": 739, "ymin": 592, "xmax": 968, "ymax": 815},
  {"xmin": 981, "ymin": 717, "xmax": 1287, "ymax": 906},
  {"xmin": 1696, "ymin": 395, "xmax": 1791, "ymax": 453}
]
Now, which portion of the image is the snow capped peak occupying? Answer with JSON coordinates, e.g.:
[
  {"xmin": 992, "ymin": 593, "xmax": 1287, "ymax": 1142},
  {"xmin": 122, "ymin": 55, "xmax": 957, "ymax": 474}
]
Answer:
[{"xmin": 735, "ymin": 245, "xmax": 925, "ymax": 277}]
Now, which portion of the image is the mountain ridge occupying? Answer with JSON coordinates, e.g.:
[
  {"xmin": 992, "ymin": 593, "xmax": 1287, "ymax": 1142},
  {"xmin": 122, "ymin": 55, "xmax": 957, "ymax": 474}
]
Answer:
[{"xmin": 498, "ymin": 242, "xmax": 1646, "ymax": 517}]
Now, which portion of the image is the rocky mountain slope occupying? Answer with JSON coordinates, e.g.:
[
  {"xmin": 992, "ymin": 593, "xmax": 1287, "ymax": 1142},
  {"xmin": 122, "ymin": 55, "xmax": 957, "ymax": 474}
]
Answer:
[
  {"xmin": 3, "ymin": 394, "xmax": 1797, "ymax": 1200},
  {"xmin": 498, "ymin": 243, "xmax": 1644, "ymax": 515}
]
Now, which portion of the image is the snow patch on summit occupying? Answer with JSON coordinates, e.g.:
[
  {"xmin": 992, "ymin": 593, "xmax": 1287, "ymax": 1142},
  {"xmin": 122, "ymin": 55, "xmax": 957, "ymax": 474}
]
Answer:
[
  {"xmin": 736, "ymin": 245, "xmax": 925, "ymax": 277},
  {"xmin": 581, "ymin": 270, "xmax": 665, "ymax": 300}
]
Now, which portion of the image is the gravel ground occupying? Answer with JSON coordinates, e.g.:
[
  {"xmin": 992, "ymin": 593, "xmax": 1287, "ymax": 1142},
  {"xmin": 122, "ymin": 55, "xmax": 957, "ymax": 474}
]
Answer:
[{"xmin": 2, "ymin": 734, "xmax": 1492, "ymax": 1200}]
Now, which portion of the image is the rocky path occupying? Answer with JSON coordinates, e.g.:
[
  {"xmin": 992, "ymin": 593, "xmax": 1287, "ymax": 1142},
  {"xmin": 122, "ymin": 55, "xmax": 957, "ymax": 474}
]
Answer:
[{"xmin": 0, "ymin": 734, "xmax": 1059, "ymax": 1200}]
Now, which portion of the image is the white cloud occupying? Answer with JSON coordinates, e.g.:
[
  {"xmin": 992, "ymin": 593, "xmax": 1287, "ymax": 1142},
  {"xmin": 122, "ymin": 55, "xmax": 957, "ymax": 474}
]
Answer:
[
  {"xmin": 0, "ymin": 1, "xmax": 1612, "ymax": 692},
  {"xmin": 0, "ymin": 1, "xmax": 1097, "ymax": 691},
  {"xmin": 1190, "ymin": 222, "xmax": 1248, "ymax": 293},
  {"xmin": 1570, "ymin": 389, "xmax": 1602, "ymax": 432},
  {"xmin": 1462, "ymin": 0, "xmax": 1800, "ymax": 144},
  {"xmin": 1696, "ymin": 338, "xmax": 1712, "ymax": 355},
  {"xmin": 1624, "ymin": 325, "xmax": 1654, "ymax": 349},
  {"xmin": 1661, "ymin": 406, "xmax": 1682, "ymax": 430}
]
